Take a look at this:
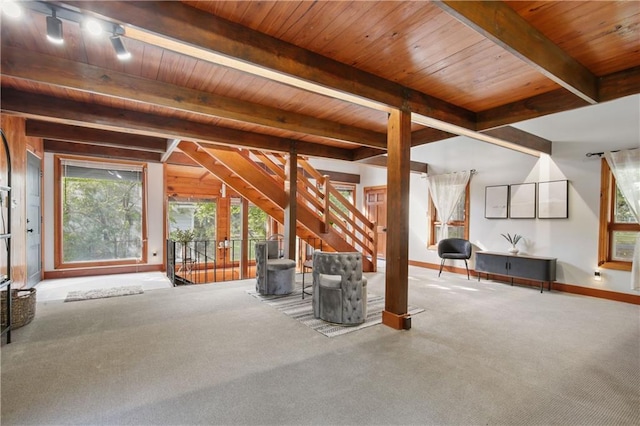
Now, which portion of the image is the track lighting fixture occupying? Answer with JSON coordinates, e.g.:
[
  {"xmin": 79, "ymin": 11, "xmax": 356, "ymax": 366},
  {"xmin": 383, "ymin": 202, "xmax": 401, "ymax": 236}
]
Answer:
[
  {"xmin": 46, "ymin": 10, "xmax": 63, "ymax": 44},
  {"xmin": 11, "ymin": 1, "xmax": 131, "ymax": 59},
  {"xmin": 110, "ymin": 35, "xmax": 131, "ymax": 60}
]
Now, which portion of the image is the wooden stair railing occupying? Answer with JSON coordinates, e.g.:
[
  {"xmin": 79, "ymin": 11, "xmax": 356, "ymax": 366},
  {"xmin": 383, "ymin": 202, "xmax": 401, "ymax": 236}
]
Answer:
[{"xmin": 178, "ymin": 141, "xmax": 376, "ymax": 271}]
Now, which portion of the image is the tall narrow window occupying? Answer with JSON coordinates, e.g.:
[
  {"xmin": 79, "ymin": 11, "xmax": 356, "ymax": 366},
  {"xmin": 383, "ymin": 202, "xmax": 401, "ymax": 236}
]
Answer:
[
  {"xmin": 428, "ymin": 184, "xmax": 470, "ymax": 246},
  {"xmin": 54, "ymin": 156, "xmax": 147, "ymax": 268},
  {"xmin": 598, "ymin": 158, "xmax": 639, "ymax": 270},
  {"xmin": 427, "ymin": 171, "xmax": 471, "ymax": 246}
]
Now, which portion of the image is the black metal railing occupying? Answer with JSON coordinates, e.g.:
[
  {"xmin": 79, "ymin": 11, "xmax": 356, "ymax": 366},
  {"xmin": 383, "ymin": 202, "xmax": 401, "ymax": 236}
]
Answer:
[{"xmin": 166, "ymin": 237, "xmax": 326, "ymax": 286}]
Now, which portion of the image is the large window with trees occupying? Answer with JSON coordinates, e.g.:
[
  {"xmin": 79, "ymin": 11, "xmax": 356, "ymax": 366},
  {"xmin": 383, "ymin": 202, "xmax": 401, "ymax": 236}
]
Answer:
[
  {"xmin": 598, "ymin": 159, "xmax": 639, "ymax": 270},
  {"xmin": 54, "ymin": 156, "xmax": 147, "ymax": 268}
]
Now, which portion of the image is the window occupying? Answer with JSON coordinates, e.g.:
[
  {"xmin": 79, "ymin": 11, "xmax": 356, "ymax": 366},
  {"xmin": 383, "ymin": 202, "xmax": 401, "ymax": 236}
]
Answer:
[
  {"xmin": 230, "ymin": 198, "xmax": 268, "ymax": 260},
  {"xmin": 54, "ymin": 156, "xmax": 147, "ymax": 268},
  {"xmin": 598, "ymin": 159, "xmax": 639, "ymax": 270},
  {"xmin": 168, "ymin": 198, "xmax": 217, "ymax": 241},
  {"xmin": 428, "ymin": 183, "xmax": 470, "ymax": 246}
]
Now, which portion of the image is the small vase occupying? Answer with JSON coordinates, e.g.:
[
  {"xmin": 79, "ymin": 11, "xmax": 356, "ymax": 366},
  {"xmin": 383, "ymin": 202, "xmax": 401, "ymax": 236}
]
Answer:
[{"xmin": 508, "ymin": 246, "xmax": 519, "ymax": 255}]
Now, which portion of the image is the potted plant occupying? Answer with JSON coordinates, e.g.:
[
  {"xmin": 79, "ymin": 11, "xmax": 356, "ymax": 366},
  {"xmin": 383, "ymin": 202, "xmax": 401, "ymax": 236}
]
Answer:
[
  {"xmin": 501, "ymin": 233, "xmax": 523, "ymax": 255},
  {"xmin": 171, "ymin": 228, "xmax": 195, "ymax": 261}
]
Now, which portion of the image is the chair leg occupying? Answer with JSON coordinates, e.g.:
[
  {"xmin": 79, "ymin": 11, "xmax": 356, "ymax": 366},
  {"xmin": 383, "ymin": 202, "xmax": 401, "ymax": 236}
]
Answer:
[
  {"xmin": 439, "ymin": 259, "xmax": 445, "ymax": 277},
  {"xmin": 464, "ymin": 259, "xmax": 470, "ymax": 280}
]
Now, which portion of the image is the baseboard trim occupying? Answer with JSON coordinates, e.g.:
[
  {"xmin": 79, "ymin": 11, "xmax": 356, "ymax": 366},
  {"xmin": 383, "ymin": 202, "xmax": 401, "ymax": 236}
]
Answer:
[
  {"xmin": 44, "ymin": 264, "xmax": 164, "ymax": 280},
  {"xmin": 408, "ymin": 260, "xmax": 640, "ymax": 305}
]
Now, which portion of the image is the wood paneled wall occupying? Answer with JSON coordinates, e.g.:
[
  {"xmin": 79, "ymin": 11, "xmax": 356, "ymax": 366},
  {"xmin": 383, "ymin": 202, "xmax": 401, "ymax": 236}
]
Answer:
[{"xmin": 1, "ymin": 115, "xmax": 43, "ymax": 289}]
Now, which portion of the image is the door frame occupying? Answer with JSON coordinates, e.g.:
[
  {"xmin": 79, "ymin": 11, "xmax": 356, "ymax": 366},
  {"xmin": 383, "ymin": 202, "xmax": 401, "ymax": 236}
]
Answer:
[
  {"xmin": 26, "ymin": 150, "xmax": 43, "ymax": 288},
  {"xmin": 364, "ymin": 185, "xmax": 387, "ymax": 260}
]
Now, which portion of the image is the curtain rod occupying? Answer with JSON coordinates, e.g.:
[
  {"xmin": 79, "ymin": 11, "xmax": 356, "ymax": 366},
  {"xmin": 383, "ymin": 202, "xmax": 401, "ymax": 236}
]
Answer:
[
  {"xmin": 421, "ymin": 169, "xmax": 476, "ymax": 178},
  {"xmin": 586, "ymin": 147, "xmax": 637, "ymax": 158}
]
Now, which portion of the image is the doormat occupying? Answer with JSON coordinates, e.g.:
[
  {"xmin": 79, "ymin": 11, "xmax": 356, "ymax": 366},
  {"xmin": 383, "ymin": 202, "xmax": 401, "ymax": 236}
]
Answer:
[
  {"xmin": 248, "ymin": 289, "xmax": 424, "ymax": 338},
  {"xmin": 65, "ymin": 285, "xmax": 144, "ymax": 302}
]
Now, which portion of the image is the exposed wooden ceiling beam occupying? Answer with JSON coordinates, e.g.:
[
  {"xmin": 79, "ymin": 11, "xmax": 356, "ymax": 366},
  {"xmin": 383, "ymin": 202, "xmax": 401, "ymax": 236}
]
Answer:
[
  {"xmin": 1, "ymin": 89, "xmax": 355, "ymax": 161},
  {"xmin": 68, "ymin": 1, "xmax": 478, "ymax": 131},
  {"xmin": 161, "ymin": 139, "xmax": 181, "ymax": 163},
  {"xmin": 356, "ymin": 156, "xmax": 428, "ymax": 174},
  {"xmin": 1, "ymin": 46, "xmax": 386, "ymax": 149},
  {"xmin": 44, "ymin": 139, "xmax": 163, "ymax": 162},
  {"xmin": 483, "ymin": 126, "xmax": 552, "ymax": 155},
  {"xmin": 26, "ymin": 120, "xmax": 167, "ymax": 152},
  {"xmin": 435, "ymin": 0, "xmax": 599, "ymax": 104},
  {"xmin": 64, "ymin": 2, "xmax": 558, "ymax": 156},
  {"xmin": 411, "ymin": 113, "xmax": 551, "ymax": 156},
  {"xmin": 599, "ymin": 66, "xmax": 640, "ymax": 103},
  {"xmin": 477, "ymin": 89, "xmax": 589, "ymax": 130}
]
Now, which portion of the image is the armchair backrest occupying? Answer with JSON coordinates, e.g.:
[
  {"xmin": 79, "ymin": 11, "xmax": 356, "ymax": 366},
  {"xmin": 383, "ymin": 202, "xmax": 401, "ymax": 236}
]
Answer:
[
  {"xmin": 437, "ymin": 238, "xmax": 472, "ymax": 259},
  {"xmin": 312, "ymin": 251, "xmax": 364, "ymax": 289}
]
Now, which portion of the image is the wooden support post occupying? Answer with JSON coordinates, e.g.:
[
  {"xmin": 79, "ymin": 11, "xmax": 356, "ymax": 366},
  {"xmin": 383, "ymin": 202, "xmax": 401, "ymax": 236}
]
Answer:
[
  {"xmin": 284, "ymin": 150, "xmax": 297, "ymax": 260},
  {"xmin": 382, "ymin": 108, "xmax": 412, "ymax": 330},
  {"xmin": 321, "ymin": 175, "xmax": 330, "ymax": 234},
  {"xmin": 240, "ymin": 197, "xmax": 249, "ymax": 279}
]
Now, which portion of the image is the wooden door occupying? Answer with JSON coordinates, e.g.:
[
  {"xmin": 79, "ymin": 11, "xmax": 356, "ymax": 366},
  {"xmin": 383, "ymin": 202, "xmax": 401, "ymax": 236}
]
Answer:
[{"xmin": 364, "ymin": 186, "xmax": 387, "ymax": 260}]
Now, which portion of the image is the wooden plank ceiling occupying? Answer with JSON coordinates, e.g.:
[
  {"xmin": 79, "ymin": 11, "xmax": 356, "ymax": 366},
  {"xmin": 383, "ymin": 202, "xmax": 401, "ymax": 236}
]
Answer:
[{"xmin": 1, "ymin": 1, "xmax": 638, "ymax": 163}]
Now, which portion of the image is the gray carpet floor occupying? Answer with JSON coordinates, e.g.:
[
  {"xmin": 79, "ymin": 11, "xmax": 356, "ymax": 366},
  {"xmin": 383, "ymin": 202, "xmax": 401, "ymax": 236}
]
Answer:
[{"xmin": 2, "ymin": 266, "xmax": 639, "ymax": 425}]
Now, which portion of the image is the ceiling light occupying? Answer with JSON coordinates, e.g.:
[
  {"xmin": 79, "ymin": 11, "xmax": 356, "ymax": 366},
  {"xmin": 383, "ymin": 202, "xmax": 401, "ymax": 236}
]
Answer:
[
  {"xmin": 46, "ymin": 10, "xmax": 63, "ymax": 44},
  {"xmin": 84, "ymin": 18, "xmax": 103, "ymax": 36},
  {"xmin": 1, "ymin": 1, "xmax": 22, "ymax": 18},
  {"xmin": 110, "ymin": 35, "xmax": 131, "ymax": 60}
]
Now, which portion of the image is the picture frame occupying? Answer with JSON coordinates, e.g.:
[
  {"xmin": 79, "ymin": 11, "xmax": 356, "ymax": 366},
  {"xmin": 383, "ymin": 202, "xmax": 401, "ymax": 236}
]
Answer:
[
  {"xmin": 509, "ymin": 183, "xmax": 536, "ymax": 219},
  {"xmin": 484, "ymin": 185, "xmax": 509, "ymax": 219},
  {"xmin": 538, "ymin": 180, "xmax": 569, "ymax": 219}
]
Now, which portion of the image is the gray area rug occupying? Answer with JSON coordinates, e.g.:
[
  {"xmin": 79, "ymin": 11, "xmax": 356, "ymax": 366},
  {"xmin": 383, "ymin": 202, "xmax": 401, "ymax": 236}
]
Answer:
[
  {"xmin": 64, "ymin": 285, "xmax": 144, "ymax": 302},
  {"xmin": 248, "ymin": 289, "xmax": 424, "ymax": 337}
]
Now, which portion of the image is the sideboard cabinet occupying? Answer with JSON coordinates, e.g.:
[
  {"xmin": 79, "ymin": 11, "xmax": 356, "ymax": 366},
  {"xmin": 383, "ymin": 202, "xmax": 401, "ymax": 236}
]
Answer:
[{"xmin": 475, "ymin": 251, "xmax": 557, "ymax": 293}]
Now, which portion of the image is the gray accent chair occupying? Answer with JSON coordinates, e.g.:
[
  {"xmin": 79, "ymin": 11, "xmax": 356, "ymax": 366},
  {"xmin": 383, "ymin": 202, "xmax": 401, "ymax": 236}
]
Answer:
[
  {"xmin": 312, "ymin": 251, "xmax": 367, "ymax": 325},
  {"xmin": 255, "ymin": 241, "xmax": 296, "ymax": 295},
  {"xmin": 437, "ymin": 238, "xmax": 472, "ymax": 279}
]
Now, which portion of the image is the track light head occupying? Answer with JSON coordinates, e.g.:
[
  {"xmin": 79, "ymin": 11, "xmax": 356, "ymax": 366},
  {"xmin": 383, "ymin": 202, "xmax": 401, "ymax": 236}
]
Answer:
[
  {"xmin": 110, "ymin": 35, "xmax": 131, "ymax": 60},
  {"xmin": 46, "ymin": 10, "xmax": 63, "ymax": 44},
  {"xmin": 1, "ymin": 1, "xmax": 22, "ymax": 19}
]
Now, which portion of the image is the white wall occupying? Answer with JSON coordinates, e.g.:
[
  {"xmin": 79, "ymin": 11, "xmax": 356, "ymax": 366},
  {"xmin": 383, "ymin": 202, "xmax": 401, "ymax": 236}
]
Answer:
[
  {"xmin": 43, "ymin": 153, "xmax": 165, "ymax": 270},
  {"xmin": 355, "ymin": 134, "xmax": 637, "ymax": 295},
  {"xmin": 354, "ymin": 96, "xmax": 640, "ymax": 296}
]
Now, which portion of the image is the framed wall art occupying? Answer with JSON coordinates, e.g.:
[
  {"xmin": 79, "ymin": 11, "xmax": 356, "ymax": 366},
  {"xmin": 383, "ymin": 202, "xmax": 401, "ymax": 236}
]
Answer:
[
  {"xmin": 538, "ymin": 180, "xmax": 569, "ymax": 219},
  {"xmin": 509, "ymin": 183, "xmax": 536, "ymax": 219},
  {"xmin": 485, "ymin": 185, "xmax": 508, "ymax": 219}
]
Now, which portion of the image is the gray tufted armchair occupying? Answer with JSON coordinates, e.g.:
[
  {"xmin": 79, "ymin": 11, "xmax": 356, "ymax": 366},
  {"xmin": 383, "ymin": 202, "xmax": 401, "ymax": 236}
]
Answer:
[
  {"xmin": 255, "ymin": 240, "xmax": 296, "ymax": 295},
  {"xmin": 312, "ymin": 251, "xmax": 367, "ymax": 325}
]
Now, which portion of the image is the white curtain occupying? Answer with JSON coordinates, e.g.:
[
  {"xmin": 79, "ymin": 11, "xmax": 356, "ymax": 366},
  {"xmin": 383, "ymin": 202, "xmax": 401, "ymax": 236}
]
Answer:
[
  {"xmin": 605, "ymin": 149, "xmax": 640, "ymax": 290},
  {"xmin": 426, "ymin": 171, "xmax": 471, "ymax": 242}
]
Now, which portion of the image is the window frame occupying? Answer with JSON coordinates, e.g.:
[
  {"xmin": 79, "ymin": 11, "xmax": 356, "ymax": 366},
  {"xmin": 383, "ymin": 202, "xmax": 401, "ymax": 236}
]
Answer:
[
  {"xmin": 54, "ymin": 155, "xmax": 148, "ymax": 269},
  {"xmin": 428, "ymin": 183, "xmax": 470, "ymax": 247},
  {"xmin": 598, "ymin": 158, "xmax": 638, "ymax": 271}
]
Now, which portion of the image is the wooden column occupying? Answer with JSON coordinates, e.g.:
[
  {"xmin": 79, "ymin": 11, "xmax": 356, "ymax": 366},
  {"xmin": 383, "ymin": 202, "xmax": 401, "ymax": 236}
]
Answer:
[
  {"xmin": 240, "ymin": 197, "xmax": 249, "ymax": 279},
  {"xmin": 382, "ymin": 108, "xmax": 412, "ymax": 330},
  {"xmin": 284, "ymin": 150, "xmax": 297, "ymax": 260}
]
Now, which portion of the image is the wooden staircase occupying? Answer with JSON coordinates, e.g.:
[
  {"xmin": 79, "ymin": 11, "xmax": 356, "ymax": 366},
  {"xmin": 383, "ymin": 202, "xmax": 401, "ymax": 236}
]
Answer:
[{"xmin": 178, "ymin": 141, "xmax": 377, "ymax": 272}]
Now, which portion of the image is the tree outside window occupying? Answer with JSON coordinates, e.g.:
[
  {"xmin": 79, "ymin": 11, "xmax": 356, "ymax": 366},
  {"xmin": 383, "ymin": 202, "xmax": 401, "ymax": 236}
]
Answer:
[{"xmin": 55, "ymin": 156, "xmax": 147, "ymax": 267}]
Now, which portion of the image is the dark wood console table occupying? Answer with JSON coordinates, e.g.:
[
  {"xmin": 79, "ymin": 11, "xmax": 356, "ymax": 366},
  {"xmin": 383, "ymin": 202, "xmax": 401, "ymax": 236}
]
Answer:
[{"xmin": 475, "ymin": 251, "xmax": 557, "ymax": 293}]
